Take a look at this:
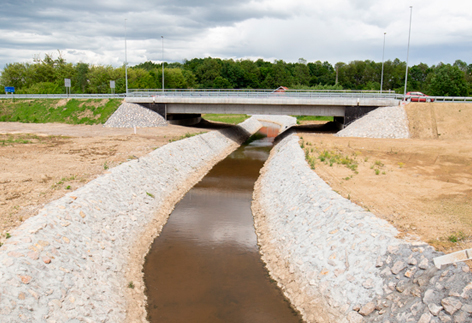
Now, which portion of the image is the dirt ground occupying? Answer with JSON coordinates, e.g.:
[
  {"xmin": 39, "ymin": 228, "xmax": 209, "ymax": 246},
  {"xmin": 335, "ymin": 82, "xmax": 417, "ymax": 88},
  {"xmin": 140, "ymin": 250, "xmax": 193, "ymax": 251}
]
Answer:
[
  {"xmin": 300, "ymin": 103, "xmax": 472, "ymax": 253},
  {"xmin": 0, "ymin": 121, "xmax": 223, "ymax": 244}
]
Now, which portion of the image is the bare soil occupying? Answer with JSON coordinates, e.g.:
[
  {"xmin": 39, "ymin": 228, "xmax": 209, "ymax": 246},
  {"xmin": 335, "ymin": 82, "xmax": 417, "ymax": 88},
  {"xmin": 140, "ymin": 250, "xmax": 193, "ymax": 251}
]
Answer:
[
  {"xmin": 0, "ymin": 121, "xmax": 219, "ymax": 244},
  {"xmin": 301, "ymin": 103, "xmax": 472, "ymax": 253}
]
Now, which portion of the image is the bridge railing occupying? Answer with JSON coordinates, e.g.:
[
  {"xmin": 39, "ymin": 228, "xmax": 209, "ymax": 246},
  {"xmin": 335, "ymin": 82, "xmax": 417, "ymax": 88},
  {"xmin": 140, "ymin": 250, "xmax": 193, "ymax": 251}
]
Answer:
[
  {"xmin": 405, "ymin": 96, "xmax": 472, "ymax": 102},
  {"xmin": 2, "ymin": 90, "xmax": 472, "ymax": 103},
  {"xmin": 127, "ymin": 89, "xmax": 403, "ymax": 100},
  {"xmin": 0, "ymin": 94, "xmax": 126, "ymax": 99}
]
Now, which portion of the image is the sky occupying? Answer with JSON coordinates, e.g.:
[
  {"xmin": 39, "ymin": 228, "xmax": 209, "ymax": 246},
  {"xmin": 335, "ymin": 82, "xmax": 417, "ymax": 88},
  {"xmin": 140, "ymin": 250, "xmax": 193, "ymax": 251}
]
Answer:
[{"xmin": 1, "ymin": 0, "xmax": 471, "ymax": 69}]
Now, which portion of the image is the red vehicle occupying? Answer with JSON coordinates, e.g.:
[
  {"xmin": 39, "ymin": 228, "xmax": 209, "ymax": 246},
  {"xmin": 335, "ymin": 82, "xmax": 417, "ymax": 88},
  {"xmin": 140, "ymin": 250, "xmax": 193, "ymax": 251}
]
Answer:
[{"xmin": 406, "ymin": 91, "xmax": 435, "ymax": 102}]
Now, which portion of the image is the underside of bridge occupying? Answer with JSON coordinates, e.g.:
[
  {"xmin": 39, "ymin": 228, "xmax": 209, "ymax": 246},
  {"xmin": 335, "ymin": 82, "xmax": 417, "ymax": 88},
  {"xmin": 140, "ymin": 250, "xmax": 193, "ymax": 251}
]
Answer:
[{"xmin": 137, "ymin": 103, "xmax": 379, "ymax": 128}]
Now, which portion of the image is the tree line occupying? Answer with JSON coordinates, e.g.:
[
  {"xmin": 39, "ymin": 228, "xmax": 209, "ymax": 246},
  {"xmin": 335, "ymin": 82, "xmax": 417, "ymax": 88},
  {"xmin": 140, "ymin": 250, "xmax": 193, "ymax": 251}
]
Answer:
[{"xmin": 1, "ymin": 53, "xmax": 470, "ymax": 96}]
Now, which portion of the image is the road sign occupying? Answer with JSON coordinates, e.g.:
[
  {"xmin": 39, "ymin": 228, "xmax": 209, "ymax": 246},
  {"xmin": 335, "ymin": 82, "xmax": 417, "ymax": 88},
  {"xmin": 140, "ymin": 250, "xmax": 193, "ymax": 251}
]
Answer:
[
  {"xmin": 64, "ymin": 78, "xmax": 71, "ymax": 87},
  {"xmin": 5, "ymin": 86, "xmax": 15, "ymax": 93},
  {"xmin": 110, "ymin": 81, "xmax": 115, "ymax": 89}
]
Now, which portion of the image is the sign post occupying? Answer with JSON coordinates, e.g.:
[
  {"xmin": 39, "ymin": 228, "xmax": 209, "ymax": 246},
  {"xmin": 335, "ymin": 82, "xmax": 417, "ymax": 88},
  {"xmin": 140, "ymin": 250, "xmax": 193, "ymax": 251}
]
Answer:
[
  {"xmin": 64, "ymin": 78, "xmax": 71, "ymax": 97},
  {"xmin": 5, "ymin": 86, "xmax": 15, "ymax": 94},
  {"xmin": 5, "ymin": 87, "xmax": 14, "ymax": 101},
  {"xmin": 110, "ymin": 81, "xmax": 115, "ymax": 95}
]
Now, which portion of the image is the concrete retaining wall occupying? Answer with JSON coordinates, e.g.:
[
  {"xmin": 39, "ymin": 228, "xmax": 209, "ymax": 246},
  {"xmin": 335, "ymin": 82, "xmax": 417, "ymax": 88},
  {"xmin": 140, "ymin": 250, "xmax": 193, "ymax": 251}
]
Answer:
[
  {"xmin": 253, "ymin": 133, "xmax": 472, "ymax": 323},
  {"xmin": 0, "ymin": 118, "xmax": 264, "ymax": 323}
]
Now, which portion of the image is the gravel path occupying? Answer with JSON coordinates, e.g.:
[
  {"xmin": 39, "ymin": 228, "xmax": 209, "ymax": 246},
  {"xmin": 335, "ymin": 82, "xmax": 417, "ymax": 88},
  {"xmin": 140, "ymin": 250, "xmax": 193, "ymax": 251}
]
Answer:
[
  {"xmin": 253, "ymin": 133, "xmax": 472, "ymax": 323},
  {"xmin": 337, "ymin": 106, "xmax": 409, "ymax": 139},
  {"xmin": 104, "ymin": 102, "xmax": 167, "ymax": 128}
]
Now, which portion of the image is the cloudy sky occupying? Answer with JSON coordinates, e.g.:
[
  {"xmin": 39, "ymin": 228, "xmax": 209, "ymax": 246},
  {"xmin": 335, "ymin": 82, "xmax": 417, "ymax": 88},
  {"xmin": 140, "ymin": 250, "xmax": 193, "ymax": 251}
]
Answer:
[{"xmin": 1, "ymin": 0, "xmax": 471, "ymax": 69}]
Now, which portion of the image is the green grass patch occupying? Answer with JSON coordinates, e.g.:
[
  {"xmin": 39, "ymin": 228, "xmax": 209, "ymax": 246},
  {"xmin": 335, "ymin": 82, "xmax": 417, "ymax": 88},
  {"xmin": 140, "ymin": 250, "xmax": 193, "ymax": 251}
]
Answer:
[
  {"xmin": 448, "ymin": 231, "xmax": 466, "ymax": 243},
  {"xmin": 0, "ymin": 99, "xmax": 122, "ymax": 125},
  {"xmin": 203, "ymin": 113, "xmax": 250, "ymax": 125},
  {"xmin": 295, "ymin": 115, "xmax": 334, "ymax": 124}
]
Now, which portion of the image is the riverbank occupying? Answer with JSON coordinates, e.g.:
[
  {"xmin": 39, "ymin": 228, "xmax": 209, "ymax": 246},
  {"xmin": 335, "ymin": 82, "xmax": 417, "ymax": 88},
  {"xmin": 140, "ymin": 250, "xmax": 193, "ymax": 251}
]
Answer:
[
  {"xmin": 0, "ymin": 115, "xmax": 297, "ymax": 322},
  {"xmin": 0, "ymin": 118, "xmax": 262, "ymax": 322},
  {"xmin": 253, "ymin": 131, "xmax": 472, "ymax": 322}
]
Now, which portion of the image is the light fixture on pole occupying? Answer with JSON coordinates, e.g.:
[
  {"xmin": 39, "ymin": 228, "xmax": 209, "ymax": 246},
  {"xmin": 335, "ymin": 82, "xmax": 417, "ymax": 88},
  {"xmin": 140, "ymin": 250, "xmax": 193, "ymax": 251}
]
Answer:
[
  {"xmin": 125, "ymin": 19, "xmax": 128, "ymax": 95},
  {"xmin": 404, "ymin": 6, "xmax": 413, "ymax": 97},
  {"xmin": 380, "ymin": 32, "xmax": 386, "ymax": 94},
  {"xmin": 161, "ymin": 36, "xmax": 164, "ymax": 92}
]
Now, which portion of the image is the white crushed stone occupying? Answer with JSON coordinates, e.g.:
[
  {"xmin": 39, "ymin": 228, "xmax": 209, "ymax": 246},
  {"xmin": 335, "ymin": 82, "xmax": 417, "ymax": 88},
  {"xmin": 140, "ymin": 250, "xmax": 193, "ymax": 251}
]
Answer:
[
  {"xmin": 104, "ymin": 102, "xmax": 167, "ymax": 128},
  {"xmin": 336, "ymin": 106, "xmax": 409, "ymax": 139},
  {"xmin": 254, "ymin": 133, "xmax": 472, "ymax": 322}
]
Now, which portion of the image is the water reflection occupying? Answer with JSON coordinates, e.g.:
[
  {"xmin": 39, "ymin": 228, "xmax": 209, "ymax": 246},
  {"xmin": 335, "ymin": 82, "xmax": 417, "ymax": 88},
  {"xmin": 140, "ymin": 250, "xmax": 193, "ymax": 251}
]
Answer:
[{"xmin": 144, "ymin": 126, "xmax": 302, "ymax": 323}]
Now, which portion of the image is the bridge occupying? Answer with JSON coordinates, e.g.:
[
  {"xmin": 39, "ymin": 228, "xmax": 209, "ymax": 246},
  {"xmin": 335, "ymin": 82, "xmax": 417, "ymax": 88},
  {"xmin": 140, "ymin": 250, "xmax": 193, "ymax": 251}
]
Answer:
[
  {"xmin": 4, "ymin": 89, "xmax": 472, "ymax": 127},
  {"xmin": 125, "ymin": 89, "xmax": 402, "ymax": 126}
]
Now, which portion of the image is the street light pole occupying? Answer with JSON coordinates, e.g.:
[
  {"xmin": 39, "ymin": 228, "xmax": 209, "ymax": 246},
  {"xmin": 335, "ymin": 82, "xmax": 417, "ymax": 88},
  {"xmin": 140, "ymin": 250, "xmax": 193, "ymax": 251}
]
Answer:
[
  {"xmin": 380, "ymin": 32, "xmax": 386, "ymax": 94},
  {"xmin": 161, "ymin": 36, "xmax": 164, "ymax": 92},
  {"xmin": 404, "ymin": 6, "xmax": 413, "ymax": 97},
  {"xmin": 125, "ymin": 19, "xmax": 128, "ymax": 96}
]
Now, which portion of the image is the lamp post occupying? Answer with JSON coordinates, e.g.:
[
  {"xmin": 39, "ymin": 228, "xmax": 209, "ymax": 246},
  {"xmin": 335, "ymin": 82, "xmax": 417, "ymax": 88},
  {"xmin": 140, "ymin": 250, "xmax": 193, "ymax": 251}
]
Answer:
[
  {"xmin": 404, "ymin": 6, "xmax": 413, "ymax": 97},
  {"xmin": 380, "ymin": 32, "xmax": 386, "ymax": 94},
  {"xmin": 125, "ymin": 19, "xmax": 128, "ymax": 95},
  {"xmin": 161, "ymin": 36, "xmax": 164, "ymax": 92}
]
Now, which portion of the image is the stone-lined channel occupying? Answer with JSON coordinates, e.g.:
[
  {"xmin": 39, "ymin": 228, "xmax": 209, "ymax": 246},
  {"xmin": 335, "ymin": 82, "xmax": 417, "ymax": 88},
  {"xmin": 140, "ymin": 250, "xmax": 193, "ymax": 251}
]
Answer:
[{"xmin": 143, "ymin": 125, "xmax": 302, "ymax": 322}]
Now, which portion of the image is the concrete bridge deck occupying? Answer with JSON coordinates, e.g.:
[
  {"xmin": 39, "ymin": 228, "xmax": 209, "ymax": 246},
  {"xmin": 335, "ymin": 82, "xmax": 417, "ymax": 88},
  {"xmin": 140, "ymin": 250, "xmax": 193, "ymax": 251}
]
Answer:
[{"xmin": 125, "ymin": 90, "xmax": 402, "ymax": 125}]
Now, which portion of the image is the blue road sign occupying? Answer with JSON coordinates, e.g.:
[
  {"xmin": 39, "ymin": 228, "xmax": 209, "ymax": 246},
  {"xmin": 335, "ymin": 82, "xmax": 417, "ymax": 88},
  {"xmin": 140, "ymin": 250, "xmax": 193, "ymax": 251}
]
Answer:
[{"xmin": 5, "ymin": 86, "xmax": 15, "ymax": 93}]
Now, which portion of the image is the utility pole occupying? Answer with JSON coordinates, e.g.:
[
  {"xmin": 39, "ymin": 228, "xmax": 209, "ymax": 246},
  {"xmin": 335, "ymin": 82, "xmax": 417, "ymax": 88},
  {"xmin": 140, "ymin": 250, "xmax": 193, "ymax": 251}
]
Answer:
[
  {"xmin": 125, "ymin": 19, "xmax": 128, "ymax": 96},
  {"xmin": 381, "ymin": 32, "xmax": 386, "ymax": 93},
  {"xmin": 161, "ymin": 36, "xmax": 164, "ymax": 92},
  {"xmin": 404, "ymin": 6, "xmax": 413, "ymax": 97}
]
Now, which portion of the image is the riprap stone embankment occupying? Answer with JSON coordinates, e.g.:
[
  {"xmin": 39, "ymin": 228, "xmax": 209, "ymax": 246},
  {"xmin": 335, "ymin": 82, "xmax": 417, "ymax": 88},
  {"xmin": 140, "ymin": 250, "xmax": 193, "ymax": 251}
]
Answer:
[
  {"xmin": 336, "ymin": 106, "xmax": 409, "ymax": 139},
  {"xmin": 253, "ymin": 133, "xmax": 472, "ymax": 322},
  {"xmin": 0, "ymin": 117, "xmax": 267, "ymax": 323},
  {"xmin": 104, "ymin": 102, "xmax": 167, "ymax": 128}
]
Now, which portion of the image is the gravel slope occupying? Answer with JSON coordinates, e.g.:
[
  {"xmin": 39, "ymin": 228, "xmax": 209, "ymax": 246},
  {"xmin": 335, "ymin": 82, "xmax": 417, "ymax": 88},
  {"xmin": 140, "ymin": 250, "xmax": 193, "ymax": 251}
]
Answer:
[
  {"xmin": 337, "ymin": 106, "xmax": 409, "ymax": 139},
  {"xmin": 104, "ymin": 102, "xmax": 167, "ymax": 128}
]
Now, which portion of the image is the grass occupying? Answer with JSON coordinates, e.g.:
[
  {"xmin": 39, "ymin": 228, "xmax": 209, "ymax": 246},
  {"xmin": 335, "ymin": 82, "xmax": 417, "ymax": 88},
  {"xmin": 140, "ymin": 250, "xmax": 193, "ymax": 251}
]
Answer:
[
  {"xmin": 202, "ymin": 113, "xmax": 249, "ymax": 125},
  {"xmin": 128, "ymin": 281, "xmax": 135, "ymax": 289},
  {"xmin": 317, "ymin": 149, "xmax": 358, "ymax": 171},
  {"xmin": 295, "ymin": 115, "xmax": 334, "ymax": 124},
  {"xmin": 0, "ymin": 99, "xmax": 122, "ymax": 124},
  {"xmin": 52, "ymin": 175, "xmax": 77, "ymax": 189},
  {"xmin": 448, "ymin": 231, "xmax": 466, "ymax": 243},
  {"xmin": 146, "ymin": 192, "xmax": 155, "ymax": 198}
]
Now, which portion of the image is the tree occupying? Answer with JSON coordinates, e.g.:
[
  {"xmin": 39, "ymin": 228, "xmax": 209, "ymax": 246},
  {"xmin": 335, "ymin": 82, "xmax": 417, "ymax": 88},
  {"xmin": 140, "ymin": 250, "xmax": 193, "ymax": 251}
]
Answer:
[
  {"xmin": 194, "ymin": 58, "xmax": 222, "ymax": 88},
  {"xmin": 0, "ymin": 62, "xmax": 29, "ymax": 89},
  {"xmin": 408, "ymin": 63, "xmax": 431, "ymax": 92},
  {"xmin": 430, "ymin": 64, "xmax": 468, "ymax": 96},
  {"xmin": 74, "ymin": 63, "xmax": 89, "ymax": 93},
  {"xmin": 292, "ymin": 62, "xmax": 310, "ymax": 86}
]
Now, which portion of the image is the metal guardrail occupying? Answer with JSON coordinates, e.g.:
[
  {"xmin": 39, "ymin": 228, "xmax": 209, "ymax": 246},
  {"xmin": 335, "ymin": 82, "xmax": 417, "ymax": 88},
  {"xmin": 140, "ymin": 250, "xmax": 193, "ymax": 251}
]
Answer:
[
  {"xmin": 0, "ymin": 94, "xmax": 126, "ymax": 99},
  {"xmin": 127, "ymin": 89, "xmax": 402, "ymax": 100},
  {"xmin": 1, "ymin": 90, "xmax": 472, "ymax": 103}
]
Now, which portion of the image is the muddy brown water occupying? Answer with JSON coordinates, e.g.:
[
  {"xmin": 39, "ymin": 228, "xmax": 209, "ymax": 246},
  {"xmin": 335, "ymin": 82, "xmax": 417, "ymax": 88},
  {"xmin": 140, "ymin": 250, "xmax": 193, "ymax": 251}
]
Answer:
[{"xmin": 143, "ymin": 126, "xmax": 302, "ymax": 323}]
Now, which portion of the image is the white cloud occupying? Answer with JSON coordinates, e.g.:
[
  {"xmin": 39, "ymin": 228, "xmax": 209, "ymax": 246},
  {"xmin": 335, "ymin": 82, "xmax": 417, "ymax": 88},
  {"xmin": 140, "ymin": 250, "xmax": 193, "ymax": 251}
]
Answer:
[{"xmin": 0, "ymin": 0, "xmax": 471, "ymax": 69}]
